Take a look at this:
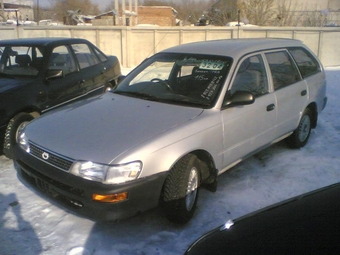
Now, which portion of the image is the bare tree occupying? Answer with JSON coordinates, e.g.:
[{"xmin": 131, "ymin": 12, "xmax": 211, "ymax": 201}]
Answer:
[
  {"xmin": 239, "ymin": 0, "xmax": 276, "ymax": 26},
  {"xmin": 208, "ymin": 0, "xmax": 238, "ymax": 26},
  {"xmin": 52, "ymin": 0, "xmax": 100, "ymax": 24},
  {"xmin": 276, "ymin": 0, "xmax": 299, "ymax": 26},
  {"xmin": 301, "ymin": 10, "xmax": 325, "ymax": 27}
]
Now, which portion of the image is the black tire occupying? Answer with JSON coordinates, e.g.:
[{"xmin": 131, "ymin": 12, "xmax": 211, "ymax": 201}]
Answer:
[
  {"xmin": 161, "ymin": 154, "xmax": 200, "ymax": 224},
  {"xmin": 286, "ymin": 108, "xmax": 312, "ymax": 149},
  {"xmin": 3, "ymin": 112, "xmax": 34, "ymax": 159}
]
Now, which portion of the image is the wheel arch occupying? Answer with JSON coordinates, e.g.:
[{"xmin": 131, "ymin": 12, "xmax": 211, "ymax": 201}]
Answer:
[
  {"xmin": 306, "ymin": 102, "xmax": 318, "ymax": 129},
  {"xmin": 165, "ymin": 149, "xmax": 218, "ymax": 192},
  {"xmin": 191, "ymin": 150, "xmax": 217, "ymax": 181},
  {"xmin": 10, "ymin": 107, "xmax": 41, "ymax": 120}
]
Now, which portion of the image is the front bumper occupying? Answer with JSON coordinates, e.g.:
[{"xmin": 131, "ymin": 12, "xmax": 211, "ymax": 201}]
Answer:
[{"xmin": 14, "ymin": 146, "xmax": 168, "ymax": 221}]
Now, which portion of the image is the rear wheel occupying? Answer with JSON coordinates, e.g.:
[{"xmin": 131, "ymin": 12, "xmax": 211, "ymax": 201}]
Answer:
[
  {"xmin": 3, "ymin": 112, "xmax": 34, "ymax": 159},
  {"xmin": 286, "ymin": 108, "xmax": 312, "ymax": 148},
  {"xmin": 161, "ymin": 154, "xmax": 200, "ymax": 224}
]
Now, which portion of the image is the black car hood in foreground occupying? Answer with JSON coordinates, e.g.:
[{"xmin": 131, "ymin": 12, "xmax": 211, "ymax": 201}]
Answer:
[{"xmin": 185, "ymin": 182, "xmax": 340, "ymax": 255}]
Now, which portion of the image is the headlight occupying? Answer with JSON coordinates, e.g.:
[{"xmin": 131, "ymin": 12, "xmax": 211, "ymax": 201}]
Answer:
[
  {"xmin": 70, "ymin": 161, "xmax": 142, "ymax": 184},
  {"xmin": 18, "ymin": 131, "xmax": 30, "ymax": 153}
]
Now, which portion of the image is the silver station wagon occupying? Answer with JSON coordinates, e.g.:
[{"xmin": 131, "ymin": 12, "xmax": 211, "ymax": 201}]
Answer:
[{"xmin": 14, "ymin": 38, "xmax": 327, "ymax": 224}]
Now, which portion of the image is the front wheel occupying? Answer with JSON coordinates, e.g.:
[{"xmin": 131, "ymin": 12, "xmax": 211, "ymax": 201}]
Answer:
[
  {"xmin": 286, "ymin": 108, "xmax": 312, "ymax": 148},
  {"xmin": 3, "ymin": 113, "xmax": 34, "ymax": 159},
  {"xmin": 161, "ymin": 154, "xmax": 200, "ymax": 224}
]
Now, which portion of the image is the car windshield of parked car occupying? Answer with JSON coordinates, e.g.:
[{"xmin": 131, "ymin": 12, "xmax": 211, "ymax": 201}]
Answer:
[
  {"xmin": 114, "ymin": 53, "xmax": 232, "ymax": 108},
  {"xmin": 0, "ymin": 45, "xmax": 44, "ymax": 77}
]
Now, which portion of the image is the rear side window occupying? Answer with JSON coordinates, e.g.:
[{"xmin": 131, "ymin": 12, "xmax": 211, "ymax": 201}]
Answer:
[
  {"xmin": 72, "ymin": 43, "xmax": 100, "ymax": 69},
  {"xmin": 288, "ymin": 47, "xmax": 320, "ymax": 78},
  {"xmin": 265, "ymin": 51, "xmax": 301, "ymax": 90},
  {"xmin": 94, "ymin": 47, "xmax": 108, "ymax": 62}
]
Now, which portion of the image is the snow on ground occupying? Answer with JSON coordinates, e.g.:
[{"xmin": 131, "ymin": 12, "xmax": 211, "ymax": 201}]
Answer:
[{"xmin": 0, "ymin": 67, "xmax": 340, "ymax": 255}]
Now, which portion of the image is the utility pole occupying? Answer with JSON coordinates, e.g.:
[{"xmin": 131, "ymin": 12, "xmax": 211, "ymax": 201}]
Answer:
[
  {"xmin": 135, "ymin": 0, "xmax": 138, "ymax": 25},
  {"xmin": 37, "ymin": 0, "xmax": 40, "ymax": 23},
  {"xmin": 1, "ymin": 0, "xmax": 4, "ymax": 22},
  {"xmin": 114, "ymin": 0, "xmax": 118, "ymax": 25},
  {"xmin": 237, "ymin": 9, "xmax": 240, "ymax": 38}
]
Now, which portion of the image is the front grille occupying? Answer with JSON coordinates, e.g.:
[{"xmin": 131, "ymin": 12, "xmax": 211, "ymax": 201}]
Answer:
[
  {"xmin": 20, "ymin": 160, "xmax": 85, "ymax": 198},
  {"xmin": 29, "ymin": 143, "xmax": 74, "ymax": 171}
]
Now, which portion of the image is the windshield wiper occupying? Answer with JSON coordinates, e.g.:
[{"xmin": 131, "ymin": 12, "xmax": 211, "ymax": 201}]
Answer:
[
  {"xmin": 157, "ymin": 97, "xmax": 211, "ymax": 108},
  {"xmin": 113, "ymin": 90, "xmax": 161, "ymax": 101}
]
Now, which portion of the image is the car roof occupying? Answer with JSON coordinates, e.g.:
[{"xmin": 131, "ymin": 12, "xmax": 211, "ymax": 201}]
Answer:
[
  {"xmin": 162, "ymin": 38, "xmax": 305, "ymax": 59},
  {"xmin": 0, "ymin": 37, "xmax": 91, "ymax": 47}
]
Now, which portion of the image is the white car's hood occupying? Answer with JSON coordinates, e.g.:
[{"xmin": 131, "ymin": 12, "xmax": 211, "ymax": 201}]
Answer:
[{"xmin": 26, "ymin": 93, "xmax": 203, "ymax": 164}]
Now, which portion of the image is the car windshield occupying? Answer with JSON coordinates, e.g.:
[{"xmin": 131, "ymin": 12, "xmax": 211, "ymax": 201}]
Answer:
[
  {"xmin": 114, "ymin": 53, "xmax": 232, "ymax": 108},
  {"xmin": 0, "ymin": 45, "xmax": 45, "ymax": 77}
]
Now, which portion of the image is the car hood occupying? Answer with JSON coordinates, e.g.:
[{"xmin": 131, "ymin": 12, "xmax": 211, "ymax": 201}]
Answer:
[
  {"xmin": 0, "ymin": 77, "xmax": 32, "ymax": 93},
  {"xmin": 185, "ymin": 183, "xmax": 340, "ymax": 254},
  {"xmin": 25, "ymin": 93, "xmax": 204, "ymax": 164}
]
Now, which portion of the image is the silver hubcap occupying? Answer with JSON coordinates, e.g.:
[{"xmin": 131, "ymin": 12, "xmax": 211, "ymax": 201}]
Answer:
[
  {"xmin": 186, "ymin": 167, "xmax": 198, "ymax": 211},
  {"xmin": 298, "ymin": 115, "xmax": 311, "ymax": 142}
]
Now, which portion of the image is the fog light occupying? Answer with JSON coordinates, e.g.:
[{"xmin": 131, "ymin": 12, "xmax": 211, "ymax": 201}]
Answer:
[{"xmin": 92, "ymin": 192, "xmax": 128, "ymax": 203}]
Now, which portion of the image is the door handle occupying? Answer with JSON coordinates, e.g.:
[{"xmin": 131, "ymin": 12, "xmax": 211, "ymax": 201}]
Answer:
[
  {"xmin": 266, "ymin": 104, "xmax": 275, "ymax": 111},
  {"xmin": 301, "ymin": 90, "xmax": 307, "ymax": 96}
]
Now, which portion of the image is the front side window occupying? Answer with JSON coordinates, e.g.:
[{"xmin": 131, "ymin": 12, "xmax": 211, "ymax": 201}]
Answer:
[
  {"xmin": 288, "ymin": 47, "xmax": 320, "ymax": 78},
  {"xmin": 48, "ymin": 45, "xmax": 77, "ymax": 75},
  {"xmin": 265, "ymin": 51, "xmax": 301, "ymax": 90},
  {"xmin": 0, "ymin": 46, "xmax": 43, "ymax": 76},
  {"xmin": 114, "ymin": 53, "xmax": 232, "ymax": 108},
  {"xmin": 230, "ymin": 54, "xmax": 269, "ymax": 97},
  {"xmin": 72, "ymin": 43, "xmax": 100, "ymax": 69}
]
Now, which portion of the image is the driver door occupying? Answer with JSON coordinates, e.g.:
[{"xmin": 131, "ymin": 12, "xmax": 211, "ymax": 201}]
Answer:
[{"xmin": 221, "ymin": 53, "xmax": 277, "ymax": 168}]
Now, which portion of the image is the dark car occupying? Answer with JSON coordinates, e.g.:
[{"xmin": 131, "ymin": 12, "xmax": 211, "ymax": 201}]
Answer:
[
  {"xmin": 185, "ymin": 183, "xmax": 340, "ymax": 254},
  {"xmin": 0, "ymin": 37, "xmax": 121, "ymax": 158}
]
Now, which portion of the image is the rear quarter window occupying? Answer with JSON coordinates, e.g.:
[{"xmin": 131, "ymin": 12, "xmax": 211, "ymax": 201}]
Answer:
[{"xmin": 288, "ymin": 47, "xmax": 321, "ymax": 78}]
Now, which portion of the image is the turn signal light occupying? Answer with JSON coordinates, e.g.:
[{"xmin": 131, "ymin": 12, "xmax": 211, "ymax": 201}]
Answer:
[{"xmin": 92, "ymin": 192, "xmax": 128, "ymax": 203}]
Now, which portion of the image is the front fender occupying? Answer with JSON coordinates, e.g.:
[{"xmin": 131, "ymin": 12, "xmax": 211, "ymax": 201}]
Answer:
[{"xmin": 112, "ymin": 111, "xmax": 224, "ymax": 179}]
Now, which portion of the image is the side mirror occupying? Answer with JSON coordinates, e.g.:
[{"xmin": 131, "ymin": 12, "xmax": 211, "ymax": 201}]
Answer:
[
  {"xmin": 46, "ymin": 69, "xmax": 63, "ymax": 80},
  {"xmin": 117, "ymin": 75, "xmax": 126, "ymax": 84},
  {"xmin": 224, "ymin": 90, "xmax": 255, "ymax": 108}
]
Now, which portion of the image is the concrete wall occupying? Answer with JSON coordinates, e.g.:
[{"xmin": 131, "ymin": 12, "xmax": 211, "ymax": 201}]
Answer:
[{"xmin": 0, "ymin": 26, "xmax": 339, "ymax": 67}]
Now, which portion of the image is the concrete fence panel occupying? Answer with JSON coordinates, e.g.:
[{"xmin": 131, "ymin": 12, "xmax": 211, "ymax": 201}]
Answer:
[{"xmin": 0, "ymin": 26, "xmax": 339, "ymax": 67}]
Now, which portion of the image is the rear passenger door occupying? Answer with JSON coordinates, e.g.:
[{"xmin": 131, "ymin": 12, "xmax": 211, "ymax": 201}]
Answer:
[
  {"xmin": 288, "ymin": 47, "xmax": 325, "ymax": 112},
  {"xmin": 46, "ymin": 45, "xmax": 82, "ymax": 108},
  {"xmin": 265, "ymin": 50, "xmax": 308, "ymax": 139},
  {"xmin": 71, "ymin": 43, "xmax": 107, "ymax": 96}
]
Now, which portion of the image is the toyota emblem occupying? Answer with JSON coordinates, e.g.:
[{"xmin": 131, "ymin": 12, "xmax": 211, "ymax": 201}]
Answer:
[{"xmin": 42, "ymin": 152, "xmax": 49, "ymax": 160}]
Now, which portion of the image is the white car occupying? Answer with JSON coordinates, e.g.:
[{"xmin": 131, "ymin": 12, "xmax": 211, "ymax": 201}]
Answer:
[{"xmin": 14, "ymin": 38, "xmax": 327, "ymax": 224}]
